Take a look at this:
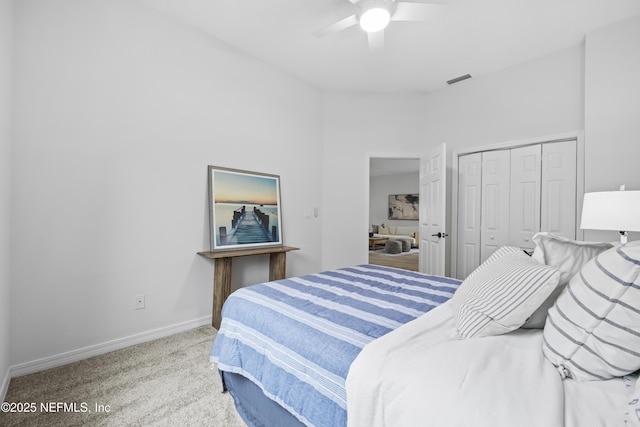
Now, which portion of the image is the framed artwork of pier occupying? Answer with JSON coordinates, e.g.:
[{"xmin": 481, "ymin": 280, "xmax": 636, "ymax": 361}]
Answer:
[{"xmin": 208, "ymin": 165, "xmax": 283, "ymax": 252}]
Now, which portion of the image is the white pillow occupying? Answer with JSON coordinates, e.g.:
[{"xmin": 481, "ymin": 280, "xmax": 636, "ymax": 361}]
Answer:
[
  {"xmin": 531, "ymin": 232, "xmax": 613, "ymax": 284},
  {"xmin": 523, "ymin": 233, "xmax": 614, "ymax": 328},
  {"xmin": 542, "ymin": 242, "xmax": 640, "ymax": 381},
  {"xmin": 450, "ymin": 246, "xmax": 560, "ymax": 339}
]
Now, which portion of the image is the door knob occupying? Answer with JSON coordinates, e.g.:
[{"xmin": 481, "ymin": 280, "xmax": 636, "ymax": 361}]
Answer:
[{"xmin": 431, "ymin": 232, "xmax": 449, "ymax": 238}]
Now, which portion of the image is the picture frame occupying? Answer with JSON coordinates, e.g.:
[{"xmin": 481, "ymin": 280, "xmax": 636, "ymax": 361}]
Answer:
[
  {"xmin": 388, "ymin": 194, "xmax": 419, "ymax": 220},
  {"xmin": 208, "ymin": 166, "xmax": 283, "ymax": 252}
]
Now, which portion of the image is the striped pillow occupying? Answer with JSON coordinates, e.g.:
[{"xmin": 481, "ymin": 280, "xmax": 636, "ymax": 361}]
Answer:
[
  {"xmin": 451, "ymin": 246, "xmax": 560, "ymax": 338},
  {"xmin": 542, "ymin": 242, "xmax": 640, "ymax": 381}
]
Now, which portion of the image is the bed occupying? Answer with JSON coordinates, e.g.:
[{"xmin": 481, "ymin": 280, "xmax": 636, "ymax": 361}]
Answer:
[
  {"xmin": 210, "ymin": 264, "xmax": 460, "ymax": 426},
  {"xmin": 210, "ymin": 234, "xmax": 640, "ymax": 426}
]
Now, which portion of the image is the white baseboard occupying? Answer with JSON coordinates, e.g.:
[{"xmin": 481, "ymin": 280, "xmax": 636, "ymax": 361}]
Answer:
[
  {"xmin": 9, "ymin": 316, "xmax": 212, "ymax": 379},
  {"xmin": 1, "ymin": 365, "xmax": 10, "ymax": 402}
]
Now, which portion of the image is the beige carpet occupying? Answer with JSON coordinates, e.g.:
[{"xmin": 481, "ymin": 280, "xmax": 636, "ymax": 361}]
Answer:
[{"xmin": 0, "ymin": 326, "xmax": 246, "ymax": 427}]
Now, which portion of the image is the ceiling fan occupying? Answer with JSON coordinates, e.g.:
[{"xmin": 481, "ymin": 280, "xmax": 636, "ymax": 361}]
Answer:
[{"xmin": 313, "ymin": 0, "xmax": 445, "ymax": 52}]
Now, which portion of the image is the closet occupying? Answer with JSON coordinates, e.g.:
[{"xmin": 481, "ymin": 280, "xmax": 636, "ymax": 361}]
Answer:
[{"xmin": 454, "ymin": 138, "xmax": 581, "ymax": 279}]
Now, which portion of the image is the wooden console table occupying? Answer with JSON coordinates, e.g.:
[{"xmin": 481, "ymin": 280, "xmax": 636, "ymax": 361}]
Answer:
[{"xmin": 197, "ymin": 245, "xmax": 299, "ymax": 329}]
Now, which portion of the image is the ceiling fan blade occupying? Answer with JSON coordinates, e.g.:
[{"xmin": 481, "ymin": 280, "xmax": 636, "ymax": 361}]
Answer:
[
  {"xmin": 392, "ymin": 1, "xmax": 445, "ymax": 22},
  {"xmin": 368, "ymin": 30, "xmax": 385, "ymax": 53},
  {"xmin": 313, "ymin": 14, "xmax": 359, "ymax": 38}
]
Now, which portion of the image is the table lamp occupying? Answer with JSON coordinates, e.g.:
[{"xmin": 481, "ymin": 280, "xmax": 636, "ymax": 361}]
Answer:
[{"xmin": 580, "ymin": 185, "xmax": 640, "ymax": 244}]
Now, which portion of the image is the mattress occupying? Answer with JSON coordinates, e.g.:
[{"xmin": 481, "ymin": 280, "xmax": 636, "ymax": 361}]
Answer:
[{"xmin": 221, "ymin": 371, "xmax": 304, "ymax": 427}]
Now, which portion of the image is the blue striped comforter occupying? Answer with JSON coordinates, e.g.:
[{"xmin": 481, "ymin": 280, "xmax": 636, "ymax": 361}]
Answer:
[{"xmin": 210, "ymin": 264, "xmax": 461, "ymax": 427}]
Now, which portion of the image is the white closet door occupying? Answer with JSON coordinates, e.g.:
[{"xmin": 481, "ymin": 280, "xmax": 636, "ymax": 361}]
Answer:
[
  {"xmin": 509, "ymin": 145, "xmax": 541, "ymax": 250},
  {"xmin": 456, "ymin": 153, "xmax": 482, "ymax": 279},
  {"xmin": 541, "ymin": 140, "xmax": 577, "ymax": 238},
  {"xmin": 480, "ymin": 150, "xmax": 511, "ymax": 262}
]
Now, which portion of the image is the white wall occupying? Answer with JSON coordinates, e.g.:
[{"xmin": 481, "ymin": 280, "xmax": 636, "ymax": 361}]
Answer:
[
  {"xmin": 8, "ymin": 0, "xmax": 638, "ymax": 373},
  {"xmin": 322, "ymin": 93, "xmax": 427, "ymax": 269},
  {"xmin": 584, "ymin": 14, "xmax": 640, "ymax": 242},
  {"xmin": 0, "ymin": 0, "xmax": 13, "ymax": 399},
  {"xmin": 10, "ymin": 0, "xmax": 323, "ymax": 366},
  {"xmin": 420, "ymin": 45, "xmax": 584, "ymax": 151},
  {"xmin": 369, "ymin": 171, "xmax": 419, "ymax": 227},
  {"xmin": 322, "ymin": 45, "xmax": 583, "ymax": 270}
]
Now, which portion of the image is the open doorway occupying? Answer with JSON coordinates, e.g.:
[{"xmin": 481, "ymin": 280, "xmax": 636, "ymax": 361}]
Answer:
[{"xmin": 368, "ymin": 157, "xmax": 420, "ymax": 271}]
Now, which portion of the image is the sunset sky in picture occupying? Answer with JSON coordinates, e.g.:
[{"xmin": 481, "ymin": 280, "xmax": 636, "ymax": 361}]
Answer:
[{"xmin": 214, "ymin": 170, "xmax": 278, "ymax": 205}]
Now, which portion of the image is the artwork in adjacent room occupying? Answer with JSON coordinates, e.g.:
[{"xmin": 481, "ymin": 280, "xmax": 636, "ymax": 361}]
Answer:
[
  {"xmin": 208, "ymin": 166, "xmax": 283, "ymax": 251},
  {"xmin": 388, "ymin": 194, "xmax": 419, "ymax": 220}
]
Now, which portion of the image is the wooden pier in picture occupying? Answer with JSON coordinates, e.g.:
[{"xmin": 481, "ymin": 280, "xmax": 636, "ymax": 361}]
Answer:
[{"xmin": 219, "ymin": 206, "xmax": 278, "ymax": 245}]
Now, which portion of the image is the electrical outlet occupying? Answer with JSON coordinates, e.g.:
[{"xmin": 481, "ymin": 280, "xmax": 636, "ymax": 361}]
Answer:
[{"xmin": 135, "ymin": 295, "xmax": 145, "ymax": 310}]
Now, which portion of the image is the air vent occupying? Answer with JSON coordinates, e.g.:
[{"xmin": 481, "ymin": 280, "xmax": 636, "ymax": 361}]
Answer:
[{"xmin": 447, "ymin": 74, "xmax": 472, "ymax": 85}]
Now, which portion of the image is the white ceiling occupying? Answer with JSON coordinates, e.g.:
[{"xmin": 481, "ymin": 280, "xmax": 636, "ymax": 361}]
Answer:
[{"xmin": 141, "ymin": 0, "xmax": 640, "ymax": 93}]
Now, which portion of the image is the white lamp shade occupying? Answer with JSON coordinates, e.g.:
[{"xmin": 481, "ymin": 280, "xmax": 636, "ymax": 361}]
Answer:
[{"xmin": 580, "ymin": 191, "xmax": 640, "ymax": 232}]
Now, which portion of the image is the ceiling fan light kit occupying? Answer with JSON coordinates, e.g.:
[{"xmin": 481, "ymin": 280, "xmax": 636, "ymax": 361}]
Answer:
[
  {"xmin": 313, "ymin": 0, "xmax": 445, "ymax": 52},
  {"xmin": 359, "ymin": 0, "xmax": 392, "ymax": 33}
]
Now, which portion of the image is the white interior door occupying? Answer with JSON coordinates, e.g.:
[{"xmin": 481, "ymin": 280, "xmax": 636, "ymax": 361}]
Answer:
[
  {"xmin": 456, "ymin": 153, "xmax": 482, "ymax": 279},
  {"xmin": 420, "ymin": 143, "xmax": 447, "ymax": 276}
]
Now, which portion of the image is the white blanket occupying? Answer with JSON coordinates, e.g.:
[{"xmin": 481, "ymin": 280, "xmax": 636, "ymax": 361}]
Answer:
[{"xmin": 346, "ymin": 302, "xmax": 629, "ymax": 427}]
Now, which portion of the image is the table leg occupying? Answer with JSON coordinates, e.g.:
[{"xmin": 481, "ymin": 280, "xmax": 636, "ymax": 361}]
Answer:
[
  {"xmin": 269, "ymin": 252, "xmax": 286, "ymax": 281},
  {"xmin": 213, "ymin": 257, "xmax": 232, "ymax": 329}
]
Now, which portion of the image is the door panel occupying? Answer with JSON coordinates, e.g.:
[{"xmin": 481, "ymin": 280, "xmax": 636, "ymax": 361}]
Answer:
[
  {"xmin": 509, "ymin": 145, "xmax": 541, "ymax": 250},
  {"xmin": 480, "ymin": 150, "xmax": 510, "ymax": 263},
  {"xmin": 541, "ymin": 141, "xmax": 577, "ymax": 238},
  {"xmin": 456, "ymin": 153, "xmax": 481, "ymax": 278},
  {"xmin": 420, "ymin": 143, "xmax": 447, "ymax": 276}
]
